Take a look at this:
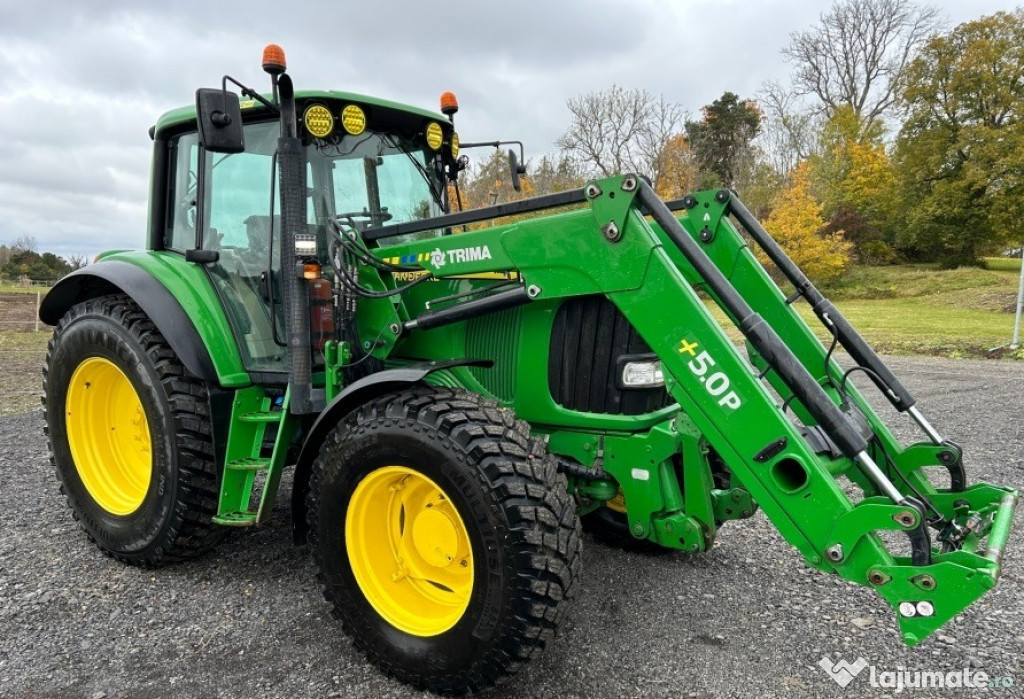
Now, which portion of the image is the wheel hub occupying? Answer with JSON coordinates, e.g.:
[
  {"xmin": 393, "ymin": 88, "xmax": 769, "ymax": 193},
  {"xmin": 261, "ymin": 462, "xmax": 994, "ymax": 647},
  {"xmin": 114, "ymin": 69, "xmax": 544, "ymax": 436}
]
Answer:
[{"xmin": 412, "ymin": 507, "xmax": 460, "ymax": 567}]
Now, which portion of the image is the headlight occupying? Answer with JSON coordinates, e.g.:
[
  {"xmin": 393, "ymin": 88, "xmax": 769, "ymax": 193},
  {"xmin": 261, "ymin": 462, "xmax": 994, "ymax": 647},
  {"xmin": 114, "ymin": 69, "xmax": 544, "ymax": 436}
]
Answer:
[{"xmin": 620, "ymin": 359, "xmax": 664, "ymax": 388}]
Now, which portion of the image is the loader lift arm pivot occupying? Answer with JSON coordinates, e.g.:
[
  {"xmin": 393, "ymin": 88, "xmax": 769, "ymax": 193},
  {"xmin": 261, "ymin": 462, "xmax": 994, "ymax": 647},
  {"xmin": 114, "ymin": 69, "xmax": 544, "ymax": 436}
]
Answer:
[{"xmin": 358, "ymin": 174, "xmax": 1018, "ymax": 647}]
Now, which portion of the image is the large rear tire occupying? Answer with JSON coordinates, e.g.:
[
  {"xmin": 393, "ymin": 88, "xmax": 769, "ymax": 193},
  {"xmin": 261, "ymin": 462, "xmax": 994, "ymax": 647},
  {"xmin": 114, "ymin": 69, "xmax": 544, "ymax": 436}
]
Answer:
[
  {"xmin": 43, "ymin": 294, "xmax": 225, "ymax": 566},
  {"xmin": 308, "ymin": 387, "xmax": 582, "ymax": 695}
]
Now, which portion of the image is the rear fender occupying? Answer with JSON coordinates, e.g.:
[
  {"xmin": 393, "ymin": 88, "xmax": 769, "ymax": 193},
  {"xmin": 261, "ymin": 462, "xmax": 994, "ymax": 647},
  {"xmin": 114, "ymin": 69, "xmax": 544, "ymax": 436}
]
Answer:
[{"xmin": 40, "ymin": 256, "xmax": 249, "ymax": 387}]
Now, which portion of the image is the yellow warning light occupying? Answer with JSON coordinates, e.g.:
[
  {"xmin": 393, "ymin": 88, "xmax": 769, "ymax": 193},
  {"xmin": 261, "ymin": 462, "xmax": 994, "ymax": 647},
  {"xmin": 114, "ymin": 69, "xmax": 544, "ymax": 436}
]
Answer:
[
  {"xmin": 426, "ymin": 122, "xmax": 443, "ymax": 151},
  {"xmin": 451, "ymin": 132, "xmax": 460, "ymax": 158},
  {"xmin": 341, "ymin": 105, "xmax": 366, "ymax": 135},
  {"xmin": 303, "ymin": 104, "xmax": 334, "ymax": 139}
]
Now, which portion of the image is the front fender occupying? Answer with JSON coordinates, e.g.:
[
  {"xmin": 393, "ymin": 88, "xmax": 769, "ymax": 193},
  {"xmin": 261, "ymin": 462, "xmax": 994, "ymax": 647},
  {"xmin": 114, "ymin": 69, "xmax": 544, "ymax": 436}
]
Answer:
[
  {"xmin": 40, "ymin": 253, "xmax": 249, "ymax": 388},
  {"xmin": 290, "ymin": 358, "xmax": 491, "ymax": 543}
]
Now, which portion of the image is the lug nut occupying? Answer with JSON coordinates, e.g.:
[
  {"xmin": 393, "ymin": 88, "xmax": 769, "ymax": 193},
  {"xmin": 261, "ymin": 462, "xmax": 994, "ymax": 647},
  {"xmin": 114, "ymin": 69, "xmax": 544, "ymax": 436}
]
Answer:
[{"xmin": 585, "ymin": 184, "xmax": 602, "ymax": 199}]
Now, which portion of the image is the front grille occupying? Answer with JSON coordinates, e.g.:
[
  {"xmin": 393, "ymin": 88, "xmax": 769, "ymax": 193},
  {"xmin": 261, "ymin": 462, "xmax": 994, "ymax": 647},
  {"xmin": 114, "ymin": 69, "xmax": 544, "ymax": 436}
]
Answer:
[
  {"xmin": 465, "ymin": 306, "xmax": 521, "ymax": 402},
  {"xmin": 548, "ymin": 296, "xmax": 672, "ymax": 415}
]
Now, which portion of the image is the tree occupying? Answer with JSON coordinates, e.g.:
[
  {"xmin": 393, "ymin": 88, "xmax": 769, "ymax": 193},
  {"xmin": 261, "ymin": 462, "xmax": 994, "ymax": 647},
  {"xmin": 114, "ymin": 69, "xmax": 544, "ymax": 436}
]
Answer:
[
  {"xmin": 893, "ymin": 10, "xmax": 1024, "ymax": 265},
  {"xmin": 758, "ymin": 80, "xmax": 822, "ymax": 179},
  {"xmin": 451, "ymin": 150, "xmax": 558, "ymax": 230},
  {"xmin": 685, "ymin": 92, "xmax": 762, "ymax": 189},
  {"xmin": 11, "ymin": 235, "xmax": 37, "ymax": 253},
  {"xmin": 66, "ymin": 253, "xmax": 88, "ymax": 271},
  {"xmin": 759, "ymin": 162, "xmax": 853, "ymax": 282},
  {"xmin": 0, "ymin": 249, "xmax": 72, "ymax": 281},
  {"xmin": 456, "ymin": 149, "xmax": 535, "ymax": 211},
  {"xmin": 556, "ymin": 85, "xmax": 685, "ymax": 190},
  {"xmin": 783, "ymin": 0, "xmax": 941, "ymax": 131},
  {"xmin": 655, "ymin": 134, "xmax": 698, "ymax": 200},
  {"xmin": 809, "ymin": 106, "xmax": 898, "ymax": 259},
  {"xmin": 527, "ymin": 154, "xmax": 586, "ymax": 196}
]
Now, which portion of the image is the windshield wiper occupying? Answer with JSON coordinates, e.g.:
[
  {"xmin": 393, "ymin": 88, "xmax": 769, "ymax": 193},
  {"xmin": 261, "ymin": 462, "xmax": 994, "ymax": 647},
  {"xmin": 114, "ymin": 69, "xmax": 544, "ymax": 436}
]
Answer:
[{"xmin": 383, "ymin": 134, "xmax": 444, "ymax": 207}]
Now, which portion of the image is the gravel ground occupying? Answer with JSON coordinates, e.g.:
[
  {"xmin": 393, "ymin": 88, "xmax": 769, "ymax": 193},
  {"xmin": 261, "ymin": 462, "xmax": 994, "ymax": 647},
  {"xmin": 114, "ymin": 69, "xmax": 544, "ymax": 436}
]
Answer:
[{"xmin": 1, "ymin": 355, "xmax": 1022, "ymax": 699}]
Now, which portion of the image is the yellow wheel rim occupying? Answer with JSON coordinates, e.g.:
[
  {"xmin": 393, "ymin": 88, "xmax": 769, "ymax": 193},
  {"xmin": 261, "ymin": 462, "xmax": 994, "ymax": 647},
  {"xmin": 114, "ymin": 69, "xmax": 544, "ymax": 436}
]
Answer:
[
  {"xmin": 65, "ymin": 357, "xmax": 152, "ymax": 516},
  {"xmin": 346, "ymin": 466, "xmax": 474, "ymax": 636}
]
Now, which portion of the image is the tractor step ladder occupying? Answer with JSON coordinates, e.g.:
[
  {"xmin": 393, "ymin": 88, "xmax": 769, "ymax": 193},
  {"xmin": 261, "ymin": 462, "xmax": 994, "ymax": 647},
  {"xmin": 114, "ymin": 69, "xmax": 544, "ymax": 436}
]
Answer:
[{"xmin": 213, "ymin": 387, "xmax": 296, "ymax": 527}]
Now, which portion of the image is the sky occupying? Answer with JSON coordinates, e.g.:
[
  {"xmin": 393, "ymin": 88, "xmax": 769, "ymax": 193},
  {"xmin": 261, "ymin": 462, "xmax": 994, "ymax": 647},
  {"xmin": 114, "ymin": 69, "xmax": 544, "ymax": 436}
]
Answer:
[{"xmin": 0, "ymin": 0, "xmax": 1018, "ymax": 259}]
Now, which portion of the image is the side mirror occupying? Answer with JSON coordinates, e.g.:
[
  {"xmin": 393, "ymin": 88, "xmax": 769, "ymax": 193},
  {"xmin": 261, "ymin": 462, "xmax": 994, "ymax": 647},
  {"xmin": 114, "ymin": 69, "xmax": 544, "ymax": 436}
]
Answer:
[
  {"xmin": 508, "ymin": 149, "xmax": 527, "ymax": 192},
  {"xmin": 196, "ymin": 88, "xmax": 244, "ymax": 153}
]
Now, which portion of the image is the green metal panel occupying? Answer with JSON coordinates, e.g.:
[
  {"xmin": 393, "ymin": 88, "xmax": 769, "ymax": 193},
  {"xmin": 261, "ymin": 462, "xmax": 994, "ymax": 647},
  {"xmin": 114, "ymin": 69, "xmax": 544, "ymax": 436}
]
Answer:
[
  {"xmin": 98, "ymin": 250, "xmax": 249, "ymax": 387},
  {"xmin": 465, "ymin": 306, "xmax": 522, "ymax": 403}
]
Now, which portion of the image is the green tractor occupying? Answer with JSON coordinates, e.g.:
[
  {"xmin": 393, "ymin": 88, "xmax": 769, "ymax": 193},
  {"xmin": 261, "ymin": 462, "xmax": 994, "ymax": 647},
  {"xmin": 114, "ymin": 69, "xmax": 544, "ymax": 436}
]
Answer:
[{"xmin": 41, "ymin": 45, "xmax": 1017, "ymax": 694}]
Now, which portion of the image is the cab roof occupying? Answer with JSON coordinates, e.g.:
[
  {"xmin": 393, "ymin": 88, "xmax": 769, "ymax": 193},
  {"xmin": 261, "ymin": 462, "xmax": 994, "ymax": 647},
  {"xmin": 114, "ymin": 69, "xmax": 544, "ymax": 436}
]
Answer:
[{"xmin": 153, "ymin": 89, "xmax": 449, "ymax": 137}]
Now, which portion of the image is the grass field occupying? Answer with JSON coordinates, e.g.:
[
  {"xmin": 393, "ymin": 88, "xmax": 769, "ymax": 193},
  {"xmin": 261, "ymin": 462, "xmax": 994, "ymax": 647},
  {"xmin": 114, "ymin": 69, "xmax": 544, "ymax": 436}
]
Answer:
[
  {"xmin": 0, "ymin": 284, "xmax": 52, "ymax": 295},
  {"xmin": 984, "ymin": 255, "xmax": 1023, "ymax": 273},
  {"xmin": 708, "ymin": 261, "xmax": 1021, "ymax": 359},
  {"xmin": 817, "ymin": 261, "xmax": 1020, "ymax": 356},
  {"xmin": 0, "ymin": 331, "xmax": 48, "ymax": 415}
]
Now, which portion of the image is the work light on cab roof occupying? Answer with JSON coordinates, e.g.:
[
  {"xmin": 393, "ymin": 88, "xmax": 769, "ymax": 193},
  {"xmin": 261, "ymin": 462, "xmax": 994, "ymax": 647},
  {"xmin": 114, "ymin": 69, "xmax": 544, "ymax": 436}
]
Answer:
[{"xmin": 303, "ymin": 103, "xmax": 334, "ymax": 139}]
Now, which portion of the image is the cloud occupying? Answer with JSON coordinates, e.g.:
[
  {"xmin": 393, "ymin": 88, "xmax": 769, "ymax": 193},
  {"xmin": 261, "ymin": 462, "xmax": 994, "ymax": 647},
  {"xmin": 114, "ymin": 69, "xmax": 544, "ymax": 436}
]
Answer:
[{"xmin": 0, "ymin": 0, "xmax": 1017, "ymax": 258}]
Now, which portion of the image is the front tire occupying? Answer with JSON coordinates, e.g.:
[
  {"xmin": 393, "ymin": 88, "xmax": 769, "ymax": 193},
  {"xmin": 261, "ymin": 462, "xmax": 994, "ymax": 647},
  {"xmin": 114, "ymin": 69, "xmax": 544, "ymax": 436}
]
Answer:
[
  {"xmin": 308, "ymin": 388, "xmax": 582, "ymax": 695},
  {"xmin": 43, "ymin": 294, "xmax": 225, "ymax": 566}
]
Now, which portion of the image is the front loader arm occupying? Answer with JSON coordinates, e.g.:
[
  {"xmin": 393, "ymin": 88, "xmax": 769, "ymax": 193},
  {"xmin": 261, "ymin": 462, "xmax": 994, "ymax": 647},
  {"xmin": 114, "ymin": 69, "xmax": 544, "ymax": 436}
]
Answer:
[{"xmin": 359, "ymin": 175, "xmax": 1017, "ymax": 646}]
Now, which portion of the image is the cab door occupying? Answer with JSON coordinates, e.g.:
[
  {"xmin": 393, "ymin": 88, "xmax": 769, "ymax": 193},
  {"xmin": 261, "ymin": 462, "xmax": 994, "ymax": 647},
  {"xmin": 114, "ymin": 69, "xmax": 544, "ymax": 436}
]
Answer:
[{"xmin": 167, "ymin": 120, "xmax": 286, "ymax": 374}]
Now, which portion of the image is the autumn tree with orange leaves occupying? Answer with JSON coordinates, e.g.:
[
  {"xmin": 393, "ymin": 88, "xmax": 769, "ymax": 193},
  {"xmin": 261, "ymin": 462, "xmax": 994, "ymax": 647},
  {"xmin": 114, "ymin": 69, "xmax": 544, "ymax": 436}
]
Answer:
[{"xmin": 760, "ymin": 162, "xmax": 853, "ymax": 282}]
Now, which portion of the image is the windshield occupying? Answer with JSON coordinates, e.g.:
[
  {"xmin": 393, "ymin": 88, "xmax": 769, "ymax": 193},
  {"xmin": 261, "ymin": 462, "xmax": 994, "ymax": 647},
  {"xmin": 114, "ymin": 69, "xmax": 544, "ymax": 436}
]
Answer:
[
  {"xmin": 203, "ymin": 121, "xmax": 444, "ymax": 243},
  {"xmin": 312, "ymin": 131, "xmax": 445, "ymax": 232}
]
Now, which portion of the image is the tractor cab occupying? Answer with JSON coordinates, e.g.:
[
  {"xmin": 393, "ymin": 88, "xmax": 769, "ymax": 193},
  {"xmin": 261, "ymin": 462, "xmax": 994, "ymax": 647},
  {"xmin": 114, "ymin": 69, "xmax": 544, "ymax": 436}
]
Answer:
[{"xmin": 153, "ymin": 82, "xmax": 456, "ymax": 376}]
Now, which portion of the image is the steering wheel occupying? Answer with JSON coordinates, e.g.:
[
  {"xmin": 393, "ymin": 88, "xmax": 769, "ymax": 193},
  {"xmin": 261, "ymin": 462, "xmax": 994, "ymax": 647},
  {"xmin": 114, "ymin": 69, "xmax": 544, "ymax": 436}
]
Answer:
[{"xmin": 333, "ymin": 208, "xmax": 394, "ymax": 230}]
